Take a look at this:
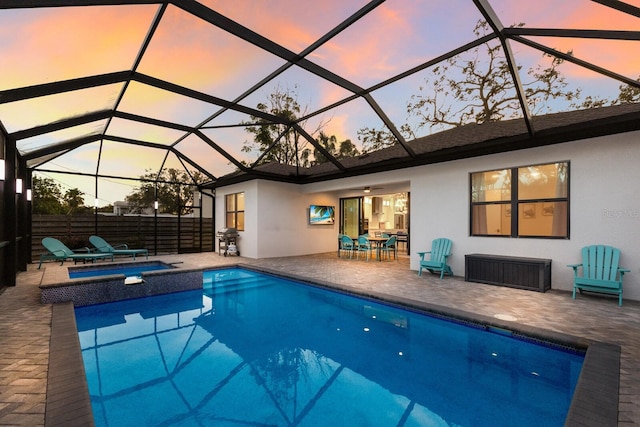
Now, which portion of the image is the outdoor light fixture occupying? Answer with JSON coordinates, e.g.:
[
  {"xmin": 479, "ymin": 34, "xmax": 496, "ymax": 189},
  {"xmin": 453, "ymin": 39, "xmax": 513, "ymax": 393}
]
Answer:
[
  {"xmin": 0, "ymin": 159, "xmax": 4, "ymax": 180},
  {"xmin": 364, "ymin": 187, "xmax": 371, "ymax": 193},
  {"xmin": 16, "ymin": 178, "xmax": 23, "ymax": 194},
  {"xmin": 26, "ymin": 189, "xmax": 32, "ymax": 201},
  {"xmin": 154, "ymin": 201, "xmax": 159, "ymax": 210}
]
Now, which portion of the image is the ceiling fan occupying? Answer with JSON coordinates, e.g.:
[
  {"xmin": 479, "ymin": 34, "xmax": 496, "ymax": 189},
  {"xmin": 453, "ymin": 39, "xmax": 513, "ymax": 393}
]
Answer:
[{"xmin": 362, "ymin": 186, "xmax": 384, "ymax": 193}]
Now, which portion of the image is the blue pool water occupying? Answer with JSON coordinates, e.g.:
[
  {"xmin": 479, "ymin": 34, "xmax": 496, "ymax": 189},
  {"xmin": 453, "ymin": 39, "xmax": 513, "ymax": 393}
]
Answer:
[
  {"xmin": 68, "ymin": 262, "xmax": 173, "ymax": 279},
  {"xmin": 75, "ymin": 268, "xmax": 584, "ymax": 427}
]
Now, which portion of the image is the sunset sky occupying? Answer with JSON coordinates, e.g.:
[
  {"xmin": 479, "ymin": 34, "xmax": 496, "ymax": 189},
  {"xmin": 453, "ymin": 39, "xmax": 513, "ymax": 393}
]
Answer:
[{"xmin": 0, "ymin": 0, "xmax": 638, "ymax": 206}]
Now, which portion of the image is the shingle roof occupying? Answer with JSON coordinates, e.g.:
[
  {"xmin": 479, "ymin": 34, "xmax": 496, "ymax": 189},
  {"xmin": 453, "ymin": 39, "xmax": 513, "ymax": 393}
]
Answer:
[{"xmin": 213, "ymin": 103, "xmax": 640, "ymax": 186}]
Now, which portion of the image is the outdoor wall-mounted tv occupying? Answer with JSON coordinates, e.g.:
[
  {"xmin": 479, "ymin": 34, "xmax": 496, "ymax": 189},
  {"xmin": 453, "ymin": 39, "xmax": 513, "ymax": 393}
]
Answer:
[{"xmin": 309, "ymin": 205, "xmax": 335, "ymax": 225}]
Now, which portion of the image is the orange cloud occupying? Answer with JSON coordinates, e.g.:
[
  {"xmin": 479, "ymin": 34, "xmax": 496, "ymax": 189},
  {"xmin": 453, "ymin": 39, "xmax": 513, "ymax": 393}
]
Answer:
[
  {"xmin": 200, "ymin": 0, "xmax": 357, "ymax": 53},
  {"xmin": 496, "ymin": 0, "xmax": 640, "ymax": 78},
  {"xmin": 561, "ymin": 4, "xmax": 640, "ymax": 78},
  {"xmin": 98, "ymin": 141, "xmax": 166, "ymax": 175},
  {"xmin": 137, "ymin": 5, "xmax": 284, "ymax": 100},
  {"xmin": 1, "ymin": 5, "xmax": 157, "ymax": 90},
  {"xmin": 0, "ymin": 84, "xmax": 120, "ymax": 134},
  {"xmin": 321, "ymin": 113, "xmax": 351, "ymax": 143}
]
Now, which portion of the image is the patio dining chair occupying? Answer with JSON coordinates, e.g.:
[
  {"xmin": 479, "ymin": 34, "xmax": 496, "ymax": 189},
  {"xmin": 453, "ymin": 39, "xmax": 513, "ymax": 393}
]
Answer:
[
  {"xmin": 339, "ymin": 235, "xmax": 355, "ymax": 259},
  {"xmin": 356, "ymin": 235, "xmax": 373, "ymax": 261},
  {"xmin": 396, "ymin": 231, "xmax": 408, "ymax": 253},
  {"xmin": 380, "ymin": 235, "xmax": 397, "ymax": 261}
]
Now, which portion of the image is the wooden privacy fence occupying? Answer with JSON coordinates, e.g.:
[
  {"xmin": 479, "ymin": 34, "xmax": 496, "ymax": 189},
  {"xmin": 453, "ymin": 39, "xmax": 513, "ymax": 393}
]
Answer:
[{"xmin": 32, "ymin": 214, "xmax": 214, "ymax": 260}]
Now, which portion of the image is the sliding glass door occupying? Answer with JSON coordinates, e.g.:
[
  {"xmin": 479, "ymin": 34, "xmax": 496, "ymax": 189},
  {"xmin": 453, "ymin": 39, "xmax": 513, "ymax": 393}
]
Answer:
[
  {"xmin": 340, "ymin": 198, "xmax": 362, "ymax": 238},
  {"xmin": 340, "ymin": 193, "xmax": 410, "ymax": 254}
]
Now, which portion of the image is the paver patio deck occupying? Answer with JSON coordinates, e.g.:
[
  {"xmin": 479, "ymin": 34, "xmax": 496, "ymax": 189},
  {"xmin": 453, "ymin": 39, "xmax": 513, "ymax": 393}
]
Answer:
[{"xmin": 1, "ymin": 252, "xmax": 638, "ymax": 425}]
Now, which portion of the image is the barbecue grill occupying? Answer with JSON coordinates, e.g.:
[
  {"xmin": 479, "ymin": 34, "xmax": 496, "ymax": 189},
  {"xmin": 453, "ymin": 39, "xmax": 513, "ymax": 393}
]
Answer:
[{"xmin": 216, "ymin": 227, "xmax": 240, "ymax": 257}]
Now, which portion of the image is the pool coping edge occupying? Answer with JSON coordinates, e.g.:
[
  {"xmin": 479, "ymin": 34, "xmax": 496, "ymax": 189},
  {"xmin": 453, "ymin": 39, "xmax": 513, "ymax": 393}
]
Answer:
[{"xmin": 47, "ymin": 302, "xmax": 95, "ymax": 427}]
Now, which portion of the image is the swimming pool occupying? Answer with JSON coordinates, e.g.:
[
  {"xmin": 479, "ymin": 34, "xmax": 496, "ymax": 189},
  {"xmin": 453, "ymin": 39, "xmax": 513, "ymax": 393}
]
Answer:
[
  {"xmin": 75, "ymin": 267, "xmax": 584, "ymax": 426},
  {"xmin": 68, "ymin": 261, "xmax": 174, "ymax": 279}
]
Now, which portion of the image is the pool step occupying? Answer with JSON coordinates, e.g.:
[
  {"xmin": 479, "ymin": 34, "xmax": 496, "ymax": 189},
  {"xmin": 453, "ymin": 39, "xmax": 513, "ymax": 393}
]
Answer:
[{"xmin": 203, "ymin": 271, "xmax": 274, "ymax": 293}]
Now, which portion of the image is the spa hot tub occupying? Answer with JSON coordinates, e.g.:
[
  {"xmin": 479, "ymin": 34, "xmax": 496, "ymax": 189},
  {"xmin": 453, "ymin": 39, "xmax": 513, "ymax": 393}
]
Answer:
[
  {"xmin": 40, "ymin": 260, "xmax": 203, "ymax": 307},
  {"xmin": 68, "ymin": 261, "xmax": 174, "ymax": 279}
]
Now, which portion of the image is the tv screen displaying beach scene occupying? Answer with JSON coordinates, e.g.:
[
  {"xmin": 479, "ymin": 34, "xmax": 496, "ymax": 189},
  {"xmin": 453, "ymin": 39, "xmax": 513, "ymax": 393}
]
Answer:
[{"xmin": 309, "ymin": 205, "xmax": 335, "ymax": 225}]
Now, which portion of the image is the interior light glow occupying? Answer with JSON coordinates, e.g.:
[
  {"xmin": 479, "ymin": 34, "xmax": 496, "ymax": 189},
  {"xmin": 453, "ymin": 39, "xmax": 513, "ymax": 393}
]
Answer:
[
  {"xmin": 26, "ymin": 189, "xmax": 32, "ymax": 201},
  {"xmin": 364, "ymin": 187, "xmax": 371, "ymax": 193},
  {"xmin": 16, "ymin": 178, "xmax": 23, "ymax": 194}
]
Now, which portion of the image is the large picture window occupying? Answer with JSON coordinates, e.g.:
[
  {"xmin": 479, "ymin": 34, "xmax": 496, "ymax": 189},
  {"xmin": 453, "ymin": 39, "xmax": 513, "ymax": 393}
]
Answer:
[
  {"xmin": 225, "ymin": 192, "xmax": 245, "ymax": 231},
  {"xmin": 470, "ymin": 162, "xmax": 569, "ymax": 238}
]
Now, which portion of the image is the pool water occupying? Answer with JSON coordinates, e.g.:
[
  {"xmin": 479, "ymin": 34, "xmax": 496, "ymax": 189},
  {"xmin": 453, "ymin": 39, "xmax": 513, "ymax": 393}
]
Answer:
[
  {"xmin": 68, "ymin": 262, "xmax": 173, "ymax": 279},
  {"xmin": 75, "ymin": 268, "xmax": 584, "ymax": 427}
]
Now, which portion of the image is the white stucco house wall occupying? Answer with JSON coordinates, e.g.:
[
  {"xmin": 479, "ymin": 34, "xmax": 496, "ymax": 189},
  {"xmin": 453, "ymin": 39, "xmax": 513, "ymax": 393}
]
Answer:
[{"xmin": 215, "ymin": 130, "xmax": 640, "ymax": 302}]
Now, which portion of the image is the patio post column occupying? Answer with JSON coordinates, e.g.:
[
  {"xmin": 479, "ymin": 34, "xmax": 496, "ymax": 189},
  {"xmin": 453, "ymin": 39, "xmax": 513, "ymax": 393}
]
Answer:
[
  {"xmin": 154, "ymin": 183, "xmax": 158, "ymax": 256},
  {"xmin": 2, "ymin": 133, "xmax": 17, "ymax": 286}
]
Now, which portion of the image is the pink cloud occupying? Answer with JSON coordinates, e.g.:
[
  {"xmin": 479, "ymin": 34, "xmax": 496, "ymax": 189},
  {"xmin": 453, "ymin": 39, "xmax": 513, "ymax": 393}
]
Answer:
[
  {"xmin": 312, "ymin": 3, "xmax": 414, "ymax": 84},
  {"xmin": 136, "ymin": 5, "xmax": 286, "ymax": 100},
  {"xmin": 200, "ymin": 0, "xmax": 361, "ymax": 53}
]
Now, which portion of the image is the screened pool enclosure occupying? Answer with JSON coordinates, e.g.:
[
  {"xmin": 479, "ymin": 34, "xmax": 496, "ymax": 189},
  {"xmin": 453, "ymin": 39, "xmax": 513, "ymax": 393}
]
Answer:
[{"xmin": 1, "ymin": 0, "xmax": 640, "ymax": 285}]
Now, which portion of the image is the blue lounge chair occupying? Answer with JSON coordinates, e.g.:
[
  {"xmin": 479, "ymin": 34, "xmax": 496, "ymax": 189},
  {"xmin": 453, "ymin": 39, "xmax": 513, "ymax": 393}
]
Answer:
[
  {"xmin": 568, "ymin": 244, "xmax": 629, "ymax": 306},
  {"xmin": 39, "ymin": 237, "xmax": 114, "ymax": 269},
  {"xmin": 418, "ymin": 238, "xmax": 453, "ymax": 279},
  {"xmin": 89, "ymin": 235, "xmax": 149, "ymax": 260}
]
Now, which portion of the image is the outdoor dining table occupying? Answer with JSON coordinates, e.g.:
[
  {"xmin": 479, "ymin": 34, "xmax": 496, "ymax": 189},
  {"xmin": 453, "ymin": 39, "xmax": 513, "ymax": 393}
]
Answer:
[{"xmin": 366, "ymin": 236, "xmax": 388, "ymax": 261}]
